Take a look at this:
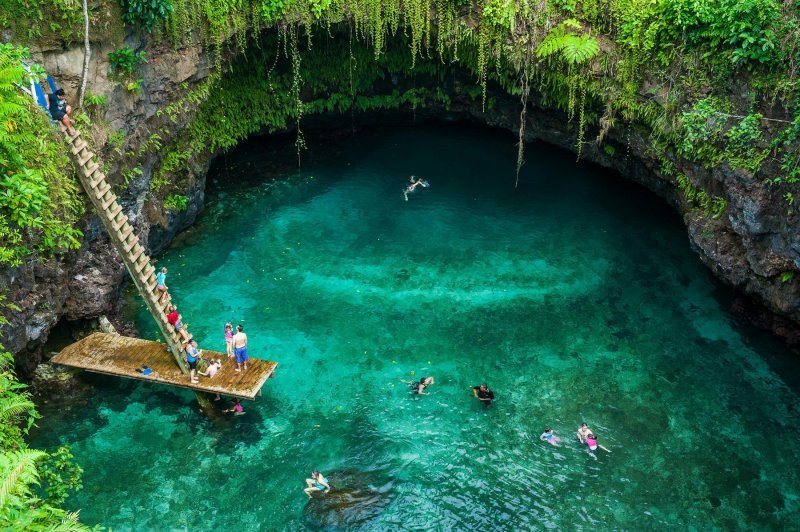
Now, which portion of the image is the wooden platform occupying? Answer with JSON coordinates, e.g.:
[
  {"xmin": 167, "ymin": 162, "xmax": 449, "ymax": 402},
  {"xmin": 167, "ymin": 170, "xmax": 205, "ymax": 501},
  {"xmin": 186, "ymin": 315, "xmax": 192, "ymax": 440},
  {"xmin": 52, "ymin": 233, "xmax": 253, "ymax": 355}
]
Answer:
[{"xmin": 51, "ymin": 333, "xmax": 277, "ymax": 400}]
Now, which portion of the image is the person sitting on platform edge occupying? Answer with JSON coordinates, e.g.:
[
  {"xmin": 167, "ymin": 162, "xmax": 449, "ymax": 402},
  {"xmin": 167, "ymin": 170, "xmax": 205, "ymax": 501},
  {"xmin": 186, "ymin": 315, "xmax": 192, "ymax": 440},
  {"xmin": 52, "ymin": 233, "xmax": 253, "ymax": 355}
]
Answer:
[
  {"xmin": 166, "ymin": 306, "xmax": 191, "ymax": 344},
  {"xmin": 233, "ymin": 324, "xmax": 248, "ymax": 372},
  {"xmin": 198, "ymin": 359, "xmax": 222, "ymax": 379},
  {"xmin": 472, "ymin": 383, "xmax": 494, "ymax": 407},
  {"xmin": 44, "ymin": 88, "xmax": 76, "ymax": 136},
  {"xmin": 185, "ymin": 340, "xmax": 201, "ymax": 384}
]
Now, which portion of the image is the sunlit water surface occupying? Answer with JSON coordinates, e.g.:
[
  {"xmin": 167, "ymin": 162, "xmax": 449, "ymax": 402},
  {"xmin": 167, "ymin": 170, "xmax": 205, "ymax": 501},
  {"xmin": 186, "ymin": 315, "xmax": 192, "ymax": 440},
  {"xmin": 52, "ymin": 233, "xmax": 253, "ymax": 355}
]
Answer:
[{"xmin": 32, "ymin": 125, "xmax": 800, "ymax": 530}]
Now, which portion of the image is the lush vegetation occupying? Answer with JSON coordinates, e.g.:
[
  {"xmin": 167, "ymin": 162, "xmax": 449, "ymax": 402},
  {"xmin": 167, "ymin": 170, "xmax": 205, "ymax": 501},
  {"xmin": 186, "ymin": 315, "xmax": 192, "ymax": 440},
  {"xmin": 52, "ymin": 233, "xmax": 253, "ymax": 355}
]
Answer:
[
  {"xmin": 0, "ymin": 298, "xmax": 87, "ymax": 530},
  {"xmin": 2, "ymin": 0, "xmax": 800, "ymax": 526},
  {"xmin": 129, "ymin": 0, "xmax": 799, "ymax": 216},
  {"xmin": 0, "ymin": 44, "xmax": 84, "ymax": 267}
]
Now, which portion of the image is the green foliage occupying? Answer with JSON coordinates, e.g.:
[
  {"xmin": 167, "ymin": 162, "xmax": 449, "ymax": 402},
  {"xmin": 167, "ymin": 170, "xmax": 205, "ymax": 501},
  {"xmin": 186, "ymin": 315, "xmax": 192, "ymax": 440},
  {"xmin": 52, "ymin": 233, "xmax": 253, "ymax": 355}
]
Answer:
[
  {"xmin": 0, "ymin": 44, "xmax": 84, "ymax": 267},
  {"xmin": 261, "ymin": 0, "xmax": 293, "ymax": 23},
  {"xmin": 780, "ymin": 271, "xmax": 795, "ymax": 283},
  {"xmin": 0, "ymin": 302, "xmax": 87, "ymax": 530},
  {"xmin": 119, "ymin": 0, "xmax": 174, "ymax": 31},
  {"xmin": 619, "ymin": 0, "xmax": 781, "ymax": 66},
  {"xmin": 163, "ymin": 193, "xmax": 189, "ymax": 211},
  {"xmin": 536, "ymin": 20, "xmax": 600, "ymax": 65},
  {"xmin": 677, "ymin": 98, "xmax": 768, "ymax": 172},
  {"xmin": 675, "ymin": 173, "xmax": 728, "ymax": 219},
  {"xmin": 108, "ymin": 47, "xmax": 147, "ymax": 76}
]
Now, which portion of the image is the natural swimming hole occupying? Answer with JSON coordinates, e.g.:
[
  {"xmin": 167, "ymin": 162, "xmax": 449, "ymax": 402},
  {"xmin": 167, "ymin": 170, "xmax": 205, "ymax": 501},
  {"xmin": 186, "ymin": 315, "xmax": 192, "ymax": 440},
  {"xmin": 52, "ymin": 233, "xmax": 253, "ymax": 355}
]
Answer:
[{"xmin": 31, "ymin": 124, "xmax": 800, "ymax": 529}]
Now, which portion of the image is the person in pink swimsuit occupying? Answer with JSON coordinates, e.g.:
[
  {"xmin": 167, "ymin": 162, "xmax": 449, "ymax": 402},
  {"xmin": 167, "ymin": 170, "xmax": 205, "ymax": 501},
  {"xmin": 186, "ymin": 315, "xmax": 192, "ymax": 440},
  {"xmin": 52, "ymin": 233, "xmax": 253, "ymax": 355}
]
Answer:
[
  {"xmin": 224, "ymin": 323, "xmax": 234, "ymax": 358},
  {"xmin": 584, "ymin": 433, "xmax": 611, "ymax": 459}
]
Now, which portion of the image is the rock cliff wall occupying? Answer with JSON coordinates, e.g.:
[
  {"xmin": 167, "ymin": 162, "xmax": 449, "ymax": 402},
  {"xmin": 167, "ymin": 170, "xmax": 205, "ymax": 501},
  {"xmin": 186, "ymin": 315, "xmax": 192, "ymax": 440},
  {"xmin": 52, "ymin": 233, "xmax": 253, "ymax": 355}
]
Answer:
[{"xmin": 4, "ymin": 27, "xmax": 799, "ymax": 376}]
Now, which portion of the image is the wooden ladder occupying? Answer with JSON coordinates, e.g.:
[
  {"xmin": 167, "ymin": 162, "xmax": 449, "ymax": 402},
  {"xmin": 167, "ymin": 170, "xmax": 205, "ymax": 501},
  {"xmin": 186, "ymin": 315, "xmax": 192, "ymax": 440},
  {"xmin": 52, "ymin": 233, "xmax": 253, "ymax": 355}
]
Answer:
[{"xmin": 62, "ymin": 127, "xmax": 193, "ymax": 374}]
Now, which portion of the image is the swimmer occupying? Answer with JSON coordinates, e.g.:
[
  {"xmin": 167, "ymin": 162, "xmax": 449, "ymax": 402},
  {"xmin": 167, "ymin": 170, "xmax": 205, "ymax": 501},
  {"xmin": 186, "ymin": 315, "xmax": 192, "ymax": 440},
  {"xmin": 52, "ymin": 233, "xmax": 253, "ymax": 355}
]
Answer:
[
  {"xmin": 223, "ymin": 398, "xmax": 245, "ymax": 415},
  {"xmin": 472, "ymin": 383, "xmax": 494, "ymax": 407},
  {"xmin": 577, "ymin": 422, "xmax": 591, "ymax": 444},
  {"xmin": 403, "ymin": 175, "xmax": 429, "ymax": 201},
  {"xmin": 304, "ymin": 470, "xmax": 331, "ymax": 498},
  {"xmin": 584, "ymin": 433, "xmax": 611, "ymax": 459},
  {"xmin": 402, "ymin": 375, "xmax": 435, "ymax": 395},
  {"xmin": 540, "ymin": 427, "xmax": 561, "ymax": 446}
]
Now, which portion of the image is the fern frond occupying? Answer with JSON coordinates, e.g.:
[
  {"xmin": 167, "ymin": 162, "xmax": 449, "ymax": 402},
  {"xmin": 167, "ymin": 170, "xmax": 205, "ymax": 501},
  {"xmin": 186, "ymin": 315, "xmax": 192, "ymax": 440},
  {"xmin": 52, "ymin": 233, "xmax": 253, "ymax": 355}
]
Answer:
[
  {"xmin": 0, "ymin": 396, "xmax": 35, "ymax": 424},
  {"xmin": 0, "ymin": 449, "xmax": 46, "ymax": 509},
  {"xmin": 562, "ymin": 34, "xmax": 600, "ymax": 65}
]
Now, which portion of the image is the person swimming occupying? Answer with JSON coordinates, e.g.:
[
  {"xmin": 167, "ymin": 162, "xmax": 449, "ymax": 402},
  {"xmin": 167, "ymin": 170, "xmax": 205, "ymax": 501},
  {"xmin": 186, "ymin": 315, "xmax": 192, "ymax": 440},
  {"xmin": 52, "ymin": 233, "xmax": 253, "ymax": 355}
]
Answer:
[
  {"xmin": 403, "ymin": 175, "xmax": 429, "ymax": 201},
  {"xmin": 540, "ymin": 427, "xmax": 561, "ymax": 446},
  {"xmin": 411, "ymin": 376, "xmax": 434, "ymax": 395},
  {"xmin": 584, "ymin": 432, "xmax": 611, "ymax": 458}
]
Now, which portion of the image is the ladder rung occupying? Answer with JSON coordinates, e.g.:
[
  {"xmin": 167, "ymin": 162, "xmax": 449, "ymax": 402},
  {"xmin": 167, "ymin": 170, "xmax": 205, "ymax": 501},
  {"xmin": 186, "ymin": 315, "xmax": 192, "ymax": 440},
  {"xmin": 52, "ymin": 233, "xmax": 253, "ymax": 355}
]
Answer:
[
  {"xmin": 134, "ymin": 255, "xmax": 149, "ymax": 273},
  {"xmin": 108, "ymin": 203, "xmax": 122, "ymax": 219},
  {"xmin": 84, "ymin": 162, "xmax": 99, "ymax": 175},
  {"xmin": 94, "ymin": 184, "xmax": 111, "ymax": 199},
  {"xmin": 111, "ymin": 215, "xmax": 128, "ymax": 232},
  {"xmin": 89, "ymin": 171, "xmax": 106, "ymax": 188},
  {"xmin": 100, "ymin": 194, "xmax": 117, "ymax": 211},
  {"xmin": 118, "ymin": 224, "xmax": 133, "ymax": 242},
  {"xmin": 130, "ymin": 243, "xmax": 144, "ymax": 261},
  {"xmin": 77, "ymin": 151, "xmax": 93, "ymax": 166},
  {"xmin": 71, "ymin": 139, "xmax": 87, "ymax": 153},
  {"xmin": 123, "ymin": 236, "xmax": 137, "ymax": 254},
  {"xmin": 94, "ymin": 183, "xmax": 111, "ymax": 198}
]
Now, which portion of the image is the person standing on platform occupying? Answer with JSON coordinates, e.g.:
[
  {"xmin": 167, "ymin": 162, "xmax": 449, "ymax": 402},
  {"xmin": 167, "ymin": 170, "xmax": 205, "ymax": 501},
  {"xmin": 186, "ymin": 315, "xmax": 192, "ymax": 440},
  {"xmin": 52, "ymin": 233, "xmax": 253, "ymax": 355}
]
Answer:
[
  {"xmin": 186, "ymin": 340, "xmax": 201, "ymax": 384},
  {"xmin": 233, "ymin": 324, "xmax": 248, "ymax": 372},
  {"xmin": 224, "ymin": 322, "xmax": 234, "ymax": 359}
]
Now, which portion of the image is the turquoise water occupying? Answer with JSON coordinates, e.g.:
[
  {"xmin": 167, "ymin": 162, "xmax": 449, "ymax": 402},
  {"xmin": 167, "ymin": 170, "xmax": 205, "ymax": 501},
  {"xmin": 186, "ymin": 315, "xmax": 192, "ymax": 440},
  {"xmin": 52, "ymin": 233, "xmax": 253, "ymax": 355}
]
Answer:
[{"xmin": 32, "ymin": 125, "xmax": 800, "ymax": 529}]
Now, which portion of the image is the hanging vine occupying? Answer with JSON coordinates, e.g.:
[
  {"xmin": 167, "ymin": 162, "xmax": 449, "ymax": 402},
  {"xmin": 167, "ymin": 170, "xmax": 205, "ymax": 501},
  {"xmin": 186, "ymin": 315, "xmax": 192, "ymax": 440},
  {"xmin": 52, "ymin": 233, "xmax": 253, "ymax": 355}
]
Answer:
[
  {"xmin": 516, "ymin": 18, "xmax": 533, "ymax": 187},
  {"xmin": 289, "ymin": 24, "xmax": 306, "ymax": 167}
]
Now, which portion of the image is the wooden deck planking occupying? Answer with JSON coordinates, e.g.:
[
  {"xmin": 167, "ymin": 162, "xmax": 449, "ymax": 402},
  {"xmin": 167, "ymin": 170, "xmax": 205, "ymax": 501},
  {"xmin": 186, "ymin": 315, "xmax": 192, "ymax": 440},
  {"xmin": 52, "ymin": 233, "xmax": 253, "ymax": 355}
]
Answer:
[{"xmin": 51, "ymin": 333, "xmax": 277, "ymax": 400}]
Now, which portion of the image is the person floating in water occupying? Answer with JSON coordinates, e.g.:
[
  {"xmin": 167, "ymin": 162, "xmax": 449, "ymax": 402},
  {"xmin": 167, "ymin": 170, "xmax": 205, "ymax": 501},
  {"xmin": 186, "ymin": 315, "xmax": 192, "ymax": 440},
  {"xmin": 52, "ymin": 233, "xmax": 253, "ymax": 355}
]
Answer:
[
  {"xmin": 223, "ymin": 398, "xmax": 245, "ymax": 415},
  {"xmin": 584, "ymin": 432, "xmax": 611, "ymax": 458},
  {"xmin": 576, "ymin": 422, "xmax": 591, "ymax": 444},
  {"xmin": 472, "ymin": 383, "xmax": 494, "ymax": 407},
  {"xmin": 403, "ymin": 175, "xmax": 429, "ymax": 201},
  {"xmin": 233, "ymin": 324, "xmax": 248, "ymax": 372},
  {"xmin": 304, "ymin": 470, "xmax": 331, "ymax": 498},
  {"xmin": 402, "ymin": 375, "xmax": 435, "ymax": 395},
  {"xmin": 540, "ymin": 427, "xmax": 561, "ymax": 446}
]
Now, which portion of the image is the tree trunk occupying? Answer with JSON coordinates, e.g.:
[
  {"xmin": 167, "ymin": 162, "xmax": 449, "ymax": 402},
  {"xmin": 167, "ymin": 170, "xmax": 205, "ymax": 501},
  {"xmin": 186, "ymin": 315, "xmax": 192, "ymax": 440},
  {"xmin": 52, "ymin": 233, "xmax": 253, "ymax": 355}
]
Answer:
[{"xmin": 78, "ymin": 0, "xmax": 90, "ymax": 109}]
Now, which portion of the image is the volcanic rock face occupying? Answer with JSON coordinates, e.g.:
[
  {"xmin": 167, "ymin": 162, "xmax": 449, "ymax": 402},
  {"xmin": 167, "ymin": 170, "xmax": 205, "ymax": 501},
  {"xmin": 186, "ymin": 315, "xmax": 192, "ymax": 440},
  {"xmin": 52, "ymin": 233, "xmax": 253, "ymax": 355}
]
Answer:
[{"xmin": 3, "ymin": 29, "xmax": 799, "ymax": 375}]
